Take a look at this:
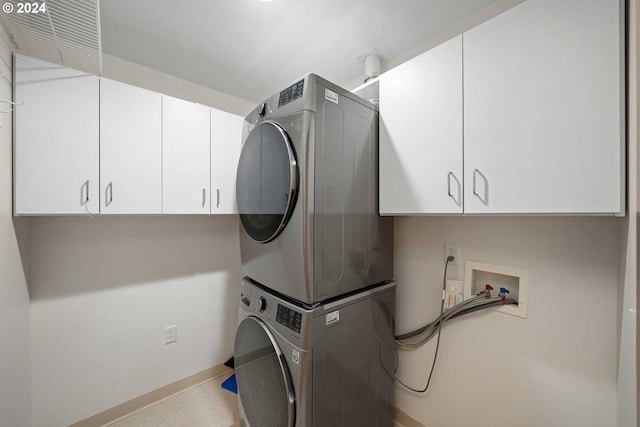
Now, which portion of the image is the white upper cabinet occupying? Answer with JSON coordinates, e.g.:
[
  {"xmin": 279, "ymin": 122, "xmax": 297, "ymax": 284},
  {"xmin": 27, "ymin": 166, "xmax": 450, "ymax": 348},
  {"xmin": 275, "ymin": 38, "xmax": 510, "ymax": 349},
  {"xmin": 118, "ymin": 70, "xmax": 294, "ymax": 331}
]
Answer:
[
  {"xmin": 14, "ymin": 56, "xmax": 245, "ymax": 216},
  {"xmin": 379, "ymin": 0, "xmax": 623, "ymax": 216},
  {"xmin": 211, "ymin": 108, "xmax": 243, "ymax": 214},
  {"xmin": 162, "ymin": 96, "xmax": 211, "ymax": 214},
  {"xmin": 14, "ymin": 54, "xmax": 99, "ymax": 215},
  {"xmin": 100, "ymin": 78, "xmax": 162, "ymax": 214},
  {"xmin": 379, "ymin": 35, "xmax": 463, "ymax": 214},
  {"xmin": 463, "ymin": 0, "xmax": 624, "ymax": 214}
]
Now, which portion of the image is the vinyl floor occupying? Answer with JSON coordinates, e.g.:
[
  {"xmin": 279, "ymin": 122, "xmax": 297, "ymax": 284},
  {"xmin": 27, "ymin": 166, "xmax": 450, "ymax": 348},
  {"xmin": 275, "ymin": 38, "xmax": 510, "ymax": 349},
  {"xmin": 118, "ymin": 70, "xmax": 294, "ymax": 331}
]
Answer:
[
  {"xmin": 105, "ymin": 374, "xmax": 241, "ymax": 427},
  {"xmin": 104, "ymin": 372, "xmax": 410, "ymax": 427}
]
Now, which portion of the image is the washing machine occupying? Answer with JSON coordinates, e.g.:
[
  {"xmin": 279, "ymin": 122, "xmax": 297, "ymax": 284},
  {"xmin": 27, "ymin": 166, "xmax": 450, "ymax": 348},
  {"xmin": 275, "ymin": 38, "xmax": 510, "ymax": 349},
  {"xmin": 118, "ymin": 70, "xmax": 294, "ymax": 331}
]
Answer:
[
  {"xmin": 234, "ymin": 278, "xmax": 396, "ymax": 427},
  {"xmin": 236, "ymin": 74, "xmax": 393, "ymax": 305}
]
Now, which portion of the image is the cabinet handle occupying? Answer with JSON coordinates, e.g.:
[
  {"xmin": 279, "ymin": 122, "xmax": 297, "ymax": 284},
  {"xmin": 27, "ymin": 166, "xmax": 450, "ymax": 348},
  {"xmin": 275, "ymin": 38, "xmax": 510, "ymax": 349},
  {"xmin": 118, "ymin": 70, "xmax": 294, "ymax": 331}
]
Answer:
[
  {"xmin": 202, "ymin": 188, "xmax": 206, "ymax": 208},
  {"xmin": 216, "ymin": 189, "xmax": 220, "ymax": 208},
  {"xmin": 447, "ymin": 172, "xmax": 461, "ymax": 206},
  {"xmin": 472, "ymin": 169, "xmax": 478, "ymax": 196},
  {"xmin": 81, "ymin": 180, "xmax": 90, "ymax": 205},
  {"xmin": 472, "ymin": 169, "xmax": 489, "ymax": 205},
  {"xmin": 106, "ymin": 182, "xmax": 113, "ymax": 207}
]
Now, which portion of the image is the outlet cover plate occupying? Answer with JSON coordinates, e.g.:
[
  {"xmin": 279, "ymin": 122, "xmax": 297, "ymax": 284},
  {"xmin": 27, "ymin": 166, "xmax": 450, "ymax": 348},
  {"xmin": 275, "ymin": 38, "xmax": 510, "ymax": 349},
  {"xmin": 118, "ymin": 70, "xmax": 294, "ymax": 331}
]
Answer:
[
  {"xmin": 164, "ymin": 325, "xmax": 177, "ymax": 344},
  {"xmin": 444, "ymin": 243, "xmax": 460, "ymax": 266}
]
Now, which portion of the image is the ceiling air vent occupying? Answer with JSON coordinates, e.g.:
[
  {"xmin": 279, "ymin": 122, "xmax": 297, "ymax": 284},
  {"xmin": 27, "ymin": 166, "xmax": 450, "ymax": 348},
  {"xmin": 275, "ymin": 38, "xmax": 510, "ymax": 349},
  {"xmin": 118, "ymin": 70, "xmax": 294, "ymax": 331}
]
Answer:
[{"xmin": 0, "ymin": 0, "xmax": 102, "ymax": 75}]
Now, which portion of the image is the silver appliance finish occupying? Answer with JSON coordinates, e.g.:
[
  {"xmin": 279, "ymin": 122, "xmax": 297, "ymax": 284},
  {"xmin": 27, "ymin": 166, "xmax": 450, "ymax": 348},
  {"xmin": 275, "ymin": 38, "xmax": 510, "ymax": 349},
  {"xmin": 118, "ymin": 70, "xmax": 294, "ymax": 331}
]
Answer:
[
  {"xmin": 234, "ymin": 278, "xmax": 396, "ymax": 427},
  {"xmin": 236, "ymin": 74, "xmax": 393, "ymax": 305}
]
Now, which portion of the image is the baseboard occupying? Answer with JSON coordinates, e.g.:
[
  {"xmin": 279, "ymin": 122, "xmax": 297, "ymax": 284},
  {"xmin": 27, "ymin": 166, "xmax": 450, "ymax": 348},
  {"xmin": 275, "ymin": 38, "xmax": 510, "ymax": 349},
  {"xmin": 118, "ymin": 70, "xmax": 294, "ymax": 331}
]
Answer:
[
  {"xmin": 70, "ymin": 364, "xmax": 233, "ymax": 427},
  {"xmin": 394, "ymin": 406, "xmax": 425, "ymax": 427}
]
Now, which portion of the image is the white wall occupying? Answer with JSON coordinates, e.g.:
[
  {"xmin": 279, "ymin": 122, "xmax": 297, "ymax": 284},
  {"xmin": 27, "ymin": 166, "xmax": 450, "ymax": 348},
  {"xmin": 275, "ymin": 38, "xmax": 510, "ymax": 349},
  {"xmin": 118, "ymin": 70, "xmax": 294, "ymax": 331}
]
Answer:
[
  {"xmin": 102, "ymin": 53, "xmax": 254, "ymax": 116},
  {"xmin": 393, "ymin": 216, "xmax": 620, "ymax": 427},
  {"xmin": 28, "ymin": 57, "xmax": 251, "ymax": 426},
  {"xmin": 0, "ymin": 34, "xmax": 31, "ymax": 427}
]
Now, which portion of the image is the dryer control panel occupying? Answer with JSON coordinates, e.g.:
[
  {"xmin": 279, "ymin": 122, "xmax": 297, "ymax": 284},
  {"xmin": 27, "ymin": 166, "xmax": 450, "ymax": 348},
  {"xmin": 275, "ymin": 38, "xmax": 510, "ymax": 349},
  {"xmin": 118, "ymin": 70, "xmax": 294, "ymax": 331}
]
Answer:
[{"xmin": 278, "ymin": 79, "xmax": 304, "ymax": 107}]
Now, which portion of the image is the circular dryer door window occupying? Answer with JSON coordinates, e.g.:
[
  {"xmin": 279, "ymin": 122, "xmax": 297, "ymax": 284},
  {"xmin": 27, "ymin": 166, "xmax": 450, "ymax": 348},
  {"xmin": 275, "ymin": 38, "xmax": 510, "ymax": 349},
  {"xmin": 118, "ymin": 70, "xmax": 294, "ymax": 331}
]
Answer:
[
  {"xmin": 234, "ymin": 317, "xmax": 295, "ymax": 427},
  {"xmin": 236, "ymin": 121, "xmax": 298, "ymax": 243}
]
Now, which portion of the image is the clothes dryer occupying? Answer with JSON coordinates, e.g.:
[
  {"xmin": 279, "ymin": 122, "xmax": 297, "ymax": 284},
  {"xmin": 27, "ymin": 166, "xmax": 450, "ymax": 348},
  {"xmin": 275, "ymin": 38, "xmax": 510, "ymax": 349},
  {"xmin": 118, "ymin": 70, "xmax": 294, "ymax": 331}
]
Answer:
[
  {"xmin": 236, "ymin": 74, "xmax": 393, "ymax": 305},
  {"xmin": 234, "ymin": 278, "xmax": 396, "ymax": 427}
]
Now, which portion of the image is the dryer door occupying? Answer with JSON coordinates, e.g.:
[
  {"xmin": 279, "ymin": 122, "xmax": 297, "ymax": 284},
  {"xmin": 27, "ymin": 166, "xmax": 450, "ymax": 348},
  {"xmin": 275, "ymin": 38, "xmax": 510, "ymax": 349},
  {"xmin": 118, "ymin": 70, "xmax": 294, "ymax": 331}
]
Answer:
[
  {"xmin": 236, "ymin": 121, "xmax": 298, "ymax": 243},
  {"xmin": 234, "ymin": 316, "xmax": 295, "ymax": 427}
]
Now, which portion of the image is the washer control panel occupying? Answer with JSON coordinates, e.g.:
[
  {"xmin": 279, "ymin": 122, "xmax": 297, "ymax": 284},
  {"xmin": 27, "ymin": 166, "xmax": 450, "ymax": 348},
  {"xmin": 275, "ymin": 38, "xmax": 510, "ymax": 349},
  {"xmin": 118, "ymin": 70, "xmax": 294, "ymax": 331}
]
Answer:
[
  {"xmin": 275, "ymin": 304, "xmax": 302, "ymax": 333},
  {"xmin": 240, "ymin": 278, "xmax": 307, "ymax": 339}
]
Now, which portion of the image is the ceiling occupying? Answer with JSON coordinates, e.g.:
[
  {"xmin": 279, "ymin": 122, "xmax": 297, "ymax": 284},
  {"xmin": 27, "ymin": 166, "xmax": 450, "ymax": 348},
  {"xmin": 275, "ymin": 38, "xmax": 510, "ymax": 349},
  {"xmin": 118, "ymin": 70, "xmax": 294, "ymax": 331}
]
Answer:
[{"xmin": 99, "ymin": 0, "xmax": 510, "ymax": 103}]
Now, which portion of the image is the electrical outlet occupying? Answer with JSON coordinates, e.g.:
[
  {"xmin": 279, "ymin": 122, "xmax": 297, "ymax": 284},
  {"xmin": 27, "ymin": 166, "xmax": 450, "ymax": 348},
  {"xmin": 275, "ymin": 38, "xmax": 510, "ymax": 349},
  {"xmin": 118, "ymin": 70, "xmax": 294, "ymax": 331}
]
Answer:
[
  {"xmin": 164, "ymin": 325, "xmax": 177, "ymax": 345},
  {"xmin": 444, "ymin": 243, "xmax": 460, "ymax": 266}
]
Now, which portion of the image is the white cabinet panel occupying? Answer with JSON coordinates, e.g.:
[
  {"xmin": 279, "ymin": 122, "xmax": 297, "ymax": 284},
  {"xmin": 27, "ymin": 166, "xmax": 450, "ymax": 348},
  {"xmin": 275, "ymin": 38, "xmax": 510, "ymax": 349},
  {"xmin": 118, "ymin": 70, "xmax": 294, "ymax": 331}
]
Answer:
[
  {"xmin": 211, "ymin": 109, "xmax": 243, "ymax": 214},
  {"xmin": 379, "ymin": 35, "xmax": 463, "ymax": 214},
  {"xmin": 100, "ymin": 78, "xmax": 162, "ymax": 214},
  {"xmin": 162, "ymin": 96, "xmax": 210, "ymax": 214},
  {"xmin": 463, "ymin": 0, "xmax": 624, "ymax": 214},
  {"xmin": 14, "ymin": 54, "xmax": 99, "ymax": 215}
]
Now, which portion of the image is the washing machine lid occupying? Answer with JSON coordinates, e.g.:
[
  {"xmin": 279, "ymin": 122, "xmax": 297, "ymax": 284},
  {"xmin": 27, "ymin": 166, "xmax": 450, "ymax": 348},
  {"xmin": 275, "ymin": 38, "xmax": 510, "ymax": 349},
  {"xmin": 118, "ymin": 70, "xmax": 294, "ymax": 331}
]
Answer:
[
  {"xmin": 236, "ymin": 121, "xmax": 298, "ymax": 243},
  {"xmin": 234, "ymin": 316, "xmax": 295, "ymax": 427}
]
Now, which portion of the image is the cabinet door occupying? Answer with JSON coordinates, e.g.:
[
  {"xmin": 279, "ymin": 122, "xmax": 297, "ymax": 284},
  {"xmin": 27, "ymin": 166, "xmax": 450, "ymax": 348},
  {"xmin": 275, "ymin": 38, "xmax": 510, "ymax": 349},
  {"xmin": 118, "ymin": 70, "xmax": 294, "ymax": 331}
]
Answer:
[
  {"xmin": 14, "ymin": 54, "xmax": 99, "ymax": 215},
  {"xmin": 100, "ymin": 78, "xmax": 162, "ymax": 214},
  {"xmin": 463, "ymin": 0, "xmax": 623, "ymax": 214},
  {"xmin": 211, "ymin": 109, "xmax": 243, "ymax": 214},
  {"xmin": 162, "ymin": 96, "xmax": 210, "ymax": 214},
  {"xmin": 379, "ymin": 35, "xmax": 463, "ymax": 214}
]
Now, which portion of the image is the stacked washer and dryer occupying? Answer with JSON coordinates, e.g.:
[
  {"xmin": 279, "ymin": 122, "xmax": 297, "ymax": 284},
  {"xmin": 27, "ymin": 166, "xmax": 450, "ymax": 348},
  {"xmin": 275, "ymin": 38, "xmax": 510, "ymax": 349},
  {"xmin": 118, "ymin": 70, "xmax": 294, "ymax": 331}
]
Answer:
[{"xmin": 233, "ymin": 74, "xmax": 395, "ymax": 427}]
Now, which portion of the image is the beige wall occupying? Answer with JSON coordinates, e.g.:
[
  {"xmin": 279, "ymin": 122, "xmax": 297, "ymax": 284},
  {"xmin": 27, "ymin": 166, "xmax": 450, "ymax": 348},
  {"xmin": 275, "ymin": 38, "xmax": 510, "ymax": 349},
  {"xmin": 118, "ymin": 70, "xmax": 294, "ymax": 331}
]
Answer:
[
  {"xmin": 0, "ymin": 36, "xmax": 31, "ymax": 426},
  {"xmin": 617, "ymin": 1, "xmax": 639, "ymax": 426},
  {"xmin": 618, "ymin": 188, "xmax": 637, "ymax": 427},
  {"xmin": 393, "ymin": 216, "xmax": 620, "ymax": 427},
  {"xmin": 29, "ymin": 215, "xmax": 241, "ymax": 426}
]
